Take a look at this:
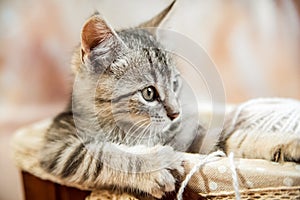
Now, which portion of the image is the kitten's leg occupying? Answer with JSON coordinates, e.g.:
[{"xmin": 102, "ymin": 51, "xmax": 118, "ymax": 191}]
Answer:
[
  {"xmin": 220, "ymin": 130, "xmax": 300, "ymax": 162},
  {"xmin": 40, "ymin": 128, "xmax": 185, "ymax": 198},
  {"xmin": 98, "ymin": 143, "xmax": 185, "ymax": 198},
  {"xmin": 217, "ymin": 99, "xmax": 300, "ymax": 162}
]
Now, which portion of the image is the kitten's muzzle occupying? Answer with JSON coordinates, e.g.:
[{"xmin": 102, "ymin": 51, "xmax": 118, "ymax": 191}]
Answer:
[{"xmin": 167, "ymin": 112, "xmax": 180, "ymax": 121}]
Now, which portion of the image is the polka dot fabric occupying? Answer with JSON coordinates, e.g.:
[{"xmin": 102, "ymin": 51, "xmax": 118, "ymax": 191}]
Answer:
[{"xmin": 183, "ymin": 155, "xmax": 300, "ymax": 196}]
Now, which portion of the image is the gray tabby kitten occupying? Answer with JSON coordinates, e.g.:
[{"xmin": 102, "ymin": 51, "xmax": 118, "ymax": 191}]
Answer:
[{"xmin": 40, "ymin": 1, "xmax": 300, "ymax": 198}]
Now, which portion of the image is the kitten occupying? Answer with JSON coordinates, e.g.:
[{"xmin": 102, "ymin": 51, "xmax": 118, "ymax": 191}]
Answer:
[
  {"xmin": 40, "ymin": 1, "xmax": 300, "ymax": 198},
  {"xmin": 41, "ymin": 2, "xmax": 190, "ymax": 198}
]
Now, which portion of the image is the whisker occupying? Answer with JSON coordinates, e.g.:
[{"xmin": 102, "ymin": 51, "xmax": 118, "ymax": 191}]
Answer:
[
  {"xmin": 125, "ymin": 121, "xmax": 149, "ymax": 145},
  {"xmin": 147, "ymin": 124, "xmax": 152, "ymax": 147},
  {"xmin": 129, "ymin": 123, "xmax": 150, "ymax": 146},
  {"xmin": 128, "ymin": 122, "xmax": 149, "ymax": 145},
  {"xmin": 121, "ymin": 119, "xmax": 149, "ymax": 140},
  {"xmin": 135, "ymin": 123, "xmax": 151, "ymax": 146},
  {"xmin": 126, "ymin": 119, "xmax": 149, "ymax": 136}
]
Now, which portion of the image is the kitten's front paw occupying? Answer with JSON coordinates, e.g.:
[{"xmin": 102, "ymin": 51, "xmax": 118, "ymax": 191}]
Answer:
[
  {"xmin": 273, "ymin": 138, "xmax": 300, "ymax": 163},
  {"xmin": 147, "ymin": 152, "xmax": 185, "ymax": 198},
  {"xmin": 149, "ymin": 169, "xmax": 177, "ymax": 198}
]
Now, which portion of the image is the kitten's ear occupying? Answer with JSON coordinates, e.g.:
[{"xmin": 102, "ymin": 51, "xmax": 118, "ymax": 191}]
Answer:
[
  {"xmin": 138, "ymin": 0, "xmax": 176, "ymax": 29},
  {"xmin": 80, "ymin": 14, "xmax": 126, "ymax": 66}
]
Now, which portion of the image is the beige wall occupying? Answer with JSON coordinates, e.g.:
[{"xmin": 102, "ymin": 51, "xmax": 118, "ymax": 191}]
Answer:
[{"xmin": 0, "ymin": 0, "xmax": 299, "ymax": 106}]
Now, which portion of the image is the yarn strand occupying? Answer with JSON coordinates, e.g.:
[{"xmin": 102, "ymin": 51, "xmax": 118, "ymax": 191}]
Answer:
[
  {"xmin": 177, "ymin": 151, "xmax": 226, "ymax": 200},
  {"xmin": 229, "ymin": 152, "xmax": 240, "ymax": 200}
]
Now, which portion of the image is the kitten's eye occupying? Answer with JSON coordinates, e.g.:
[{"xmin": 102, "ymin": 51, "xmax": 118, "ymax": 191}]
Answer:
[{"xmin": 141, "ymin": 86, "xmax": 157, "ymax": 102}]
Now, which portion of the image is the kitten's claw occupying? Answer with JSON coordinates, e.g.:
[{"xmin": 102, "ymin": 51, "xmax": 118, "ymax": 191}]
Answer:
[
  {"xmin": 147, "ymin": 152, "xmax": 185, "ymax": 198},
  {"xmin": 150, "ymin": 169, "xmax": 176, "ymax": 198},
  {"xmin": 147, "ymin": 153, "xmax": 203, "ymax": 198},
  {"xmin": 226, "ymin": 130, "xmax": 300, "ymax": 163},
  {"xmin": 275, "ymin": 139, "xmax": 300, "ymax": 163}
]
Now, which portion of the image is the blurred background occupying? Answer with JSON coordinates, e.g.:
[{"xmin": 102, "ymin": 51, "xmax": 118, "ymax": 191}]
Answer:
[{"xmin": 0, "ymin": 0, "xmax": 299, "ymax": 199}]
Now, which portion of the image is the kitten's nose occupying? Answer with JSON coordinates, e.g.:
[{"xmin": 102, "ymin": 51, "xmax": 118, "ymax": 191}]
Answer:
[{"xmin": 167, "ymin": 112, "xmax": 180, "ymax": 121}]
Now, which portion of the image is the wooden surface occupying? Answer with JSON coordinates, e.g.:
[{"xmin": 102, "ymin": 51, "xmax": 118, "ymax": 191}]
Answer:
[
  {"xmin": 22, "ymin": 171, "xmax": 90, "ymax": 200},
  {"xmin": 21, "ymin": 171, "xmax": 203, "ymax": 200}
]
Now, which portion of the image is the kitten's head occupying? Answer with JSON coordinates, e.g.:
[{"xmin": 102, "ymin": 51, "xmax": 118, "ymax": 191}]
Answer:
[{"xmin": 72, "ymin": 8, "xmax": 181, "ymax": 145}]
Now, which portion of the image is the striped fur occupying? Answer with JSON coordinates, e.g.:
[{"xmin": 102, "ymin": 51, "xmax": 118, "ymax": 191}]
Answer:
[
  {"xmin": 40, "ymin": 4, "xmax": 300, "ymax": 199},
  {"xmin": 40, "ymin": 8, "xmax": 195, "ymax": 198}
]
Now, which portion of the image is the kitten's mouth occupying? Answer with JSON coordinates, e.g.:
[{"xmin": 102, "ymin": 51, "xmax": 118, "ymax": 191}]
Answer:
[{"xmin": 162, "ymin": 115, "xmax": 181, "ymax": 133}]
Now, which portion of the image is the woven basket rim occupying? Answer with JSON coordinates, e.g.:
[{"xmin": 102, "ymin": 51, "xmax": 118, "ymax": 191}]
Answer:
[{"xmin": 199, "ymin": 186, "xmax": 300, "ymax": 197}]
